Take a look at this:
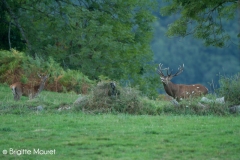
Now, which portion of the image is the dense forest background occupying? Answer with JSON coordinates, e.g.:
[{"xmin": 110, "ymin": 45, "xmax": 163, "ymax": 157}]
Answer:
[{"xmin": 0, "ymin": 0, "xmax": 239, "ymax": 96}]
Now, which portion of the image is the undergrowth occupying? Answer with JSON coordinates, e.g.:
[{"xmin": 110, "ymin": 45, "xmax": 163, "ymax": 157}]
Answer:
[
  {"xmin": 163, "ymin": 95, "xmax": 230, "ymax": 116},
  {"xmin": 72, "ymin": 81, "xmax": 234, "ymax": 116},
  {"xmin": 73, "ymin": 81, "xmax": 165, "ymax": 115},
  {"xmin": 217, "ymin": 73, "xmax": 240, "ymax": 105},
  {"xmin": 0, "ymin": 49, "xmax": 94, "ymax": 94},
  {"xmin": 0, "ymin": 76, "xmax": 239, "ymax": 116}
]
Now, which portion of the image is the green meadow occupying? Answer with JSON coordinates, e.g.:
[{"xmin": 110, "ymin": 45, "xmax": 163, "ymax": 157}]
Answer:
[{"xmin": 0, "ymin": 84, "xmax": 240, "ymax": 160}]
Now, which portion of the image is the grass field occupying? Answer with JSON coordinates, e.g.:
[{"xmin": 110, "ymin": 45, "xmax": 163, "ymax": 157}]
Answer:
[
  {"xmin": 0, "ymin": 84, "xmax": 240, "ymax": 159},
  {"xmin": 1, "ymin": 114, "xmax": 240, "ymax": 160}
]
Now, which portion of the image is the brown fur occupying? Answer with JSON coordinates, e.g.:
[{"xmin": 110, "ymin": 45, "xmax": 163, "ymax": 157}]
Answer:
[
  {"xmin": 162, "ymin": 81, "xmax": 208, "ymax": 101},
  {"xmin": 10, "ymin": 74, "xmax": 48, "ymax": 101},
  {"xmin": 10, "ymin": 82, "xmax": 40, "ymax": 101}
]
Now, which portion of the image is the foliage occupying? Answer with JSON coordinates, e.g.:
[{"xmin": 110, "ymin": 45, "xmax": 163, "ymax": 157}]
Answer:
[
  {"xmin": 0, "ymin": 83, "xmax": 161, "ymax": 115},
  {"xmin": 73, "ymin": 81, "xmax": 163, "ymax": 115},
  {"xmin": 0, "ymin": 49, "xmax": 27, "ymax": 83},
  {"xmin": 0, "ymin": 82, "xmax": 236, "ymax": 116},
  {"xmin": 160, "ymin": 0, "xmax": 239, "ymax": 47},
  {"xmin": 166, "ymin": 96, "xmax": 230, "ymax": 116},
  {"xmin": 0, "ymin": 49, "xmax": 62, "ymax": 83},
  {"xmin": 0, "ymin": 49, "xmax": 94, "ymax": 94},
  {"xmin": 217, "ymin": 73, "xmax": 240, "ymax": 105},
  {"xmin": 58, "ymin": 70, "xmax": 94, "ymax": 94},
  {"xmin": 0, "ymin": 1, "xmax": 25, "ymax": 51},
  {"xmin": 1, "ymin": 0, "xmax": 159, "ymax": 97},
  {"xmin": 72, "ymin": 81, "xmax": 234, "ymax": 116}
]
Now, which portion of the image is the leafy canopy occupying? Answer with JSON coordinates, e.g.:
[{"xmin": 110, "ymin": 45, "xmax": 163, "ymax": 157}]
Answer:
[{"xmin": 160, "ymin": 0, "xmax": 239, "ymax": 47}]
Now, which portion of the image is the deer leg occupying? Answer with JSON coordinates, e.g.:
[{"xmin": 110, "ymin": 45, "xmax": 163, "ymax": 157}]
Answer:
[
  {"xmin": 14, "ymin": 94, "xmax": 18, "ymax": 101},
  {"xmin": 14, "ymin": 90, "xmax": 20, "ymax": 101}
]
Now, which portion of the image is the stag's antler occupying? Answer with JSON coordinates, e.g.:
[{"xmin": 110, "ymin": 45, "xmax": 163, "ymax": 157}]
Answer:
[
  {"xmin": 157, "ymin": 63, "xmax": 169, "ymax": 77},
  {"xmin": 171, "ymin": 64, "xmax": 184, "ymax": 77},
  {"xmin": 158, "ymin": 63, "xmax": 184, "ymax": 78}
]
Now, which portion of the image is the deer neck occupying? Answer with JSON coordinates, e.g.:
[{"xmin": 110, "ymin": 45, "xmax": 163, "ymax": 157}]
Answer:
[{"xmin": 162, "ymin": 81, "xmax": 178, "ymax": 98}]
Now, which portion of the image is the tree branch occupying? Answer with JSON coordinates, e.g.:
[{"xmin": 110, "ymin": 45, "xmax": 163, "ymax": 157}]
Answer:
[
  {"xmin": 8, "ymin": 20, "xmax": 11, "ymax": 49},
  {"xmin": 2, "ymin": 0, "xmax": 32, "ymax": 51}
]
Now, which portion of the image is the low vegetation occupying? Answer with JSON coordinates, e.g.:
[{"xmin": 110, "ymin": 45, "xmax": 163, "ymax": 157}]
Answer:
[
  {"xmin": 165, "ymin": 96, "xmax": 230, "ymax": 116},
  {"xmin": 73, "ymin": 81, "xmax": 166, "ymax": 115},
  {"xmin": 217, "ymin": 73, "xmax": 240, "ymax": 105},
  {"xmin": 0, "ymin": 77, "xmax": 238, "ymax": 116},
  {"xmin": 0, "ymin": 49, "xmax": 94, "ymax": 94}
]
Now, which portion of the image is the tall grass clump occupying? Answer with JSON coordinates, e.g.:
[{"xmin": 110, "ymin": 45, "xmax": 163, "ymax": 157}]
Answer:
[
  {"xmin": 178, "ymin": 98, "xmax": 229, "ymax": 115},
  {"xmin": 217, "ymin": 73, "xmax": 240, "ymax": 105},
  {"xmin": 73, "ymin": 81, "xmax": 164, "ymax": 115},
  {"xmin": 161, "ymin": 94, "xmax": 230, "ymax": 116}
]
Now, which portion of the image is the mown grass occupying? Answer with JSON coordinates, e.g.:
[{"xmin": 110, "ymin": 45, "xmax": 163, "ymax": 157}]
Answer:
[
  {"xmin": 0, "ymin": 113, "xmax": 240, "ymax": 160},
  {"xmin": 1, "ymin": 84, "xmax": 240, "ymax": 159}
]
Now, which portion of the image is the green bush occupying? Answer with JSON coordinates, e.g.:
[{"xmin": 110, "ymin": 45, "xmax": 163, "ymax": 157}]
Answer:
[
  {"xmin": 59, "ymin": 70, "xmax": 94, "ymax": 94},
  {"xmin": 0, "ymin": 49, "xmax": 94, "ymax": 94},
  {"xmin": 0, "ymin": 49, "xmax": 63, "ymax": 84},
  {"xmin": 73, "ymin": 81, "xmax": 232, "ymax": 116},
  {"xmin": 217, "ymin": 73, "xmax": 240, "ymax": 105},
  {"xmin": 161, "ymin": 95, "xmax": 230, "ymax": 116},
  {"xmin": 73, "ymin": 81, "xmax": 164, "ymax": 115}
]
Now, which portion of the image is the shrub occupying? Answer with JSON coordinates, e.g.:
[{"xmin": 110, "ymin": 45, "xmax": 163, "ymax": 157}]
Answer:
[
  {"xmin": 73, "ymin": 81, "xmax": 164, "ymax": 115},
  {"xmin": 217, "ymin": 73, "xmax": 240, "ymax": 105},
  {"xmin": 161, "ymin": 95, "xmax": 230, "ymax": 116},
  {"xmin": 0, "ymin": 49, "xmax": 94, "ymax": 94},
  {"xmin": 58, "ymin": 70, "xmax": 94, "ymax": 94},
  {"xmin": 0, "ymin": 49, "xmax": 26, "ymax": 83}
]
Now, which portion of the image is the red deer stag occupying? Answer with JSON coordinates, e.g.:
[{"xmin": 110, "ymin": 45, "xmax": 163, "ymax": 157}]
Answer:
[
  {"xmin": 157, "ymin": 64, "xmax": 208, "ymax": 101},
  {"xmin": 10, "ymin": 73, "xmax": 49, "ymax": 101}
]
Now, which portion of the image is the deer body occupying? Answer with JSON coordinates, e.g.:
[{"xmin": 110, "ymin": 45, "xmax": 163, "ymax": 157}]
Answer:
[
  {"xmin": 10, "ymin": 74, "xmax": 49, "ymax": 101},
  {"xmin": 10, "ymin": 82, "xmax": 40, "ymax": 100},
  {"xmin": 158, "ymin": 64, "xmax": 208, "ymax": 101},
  {"xmin": 162, "ymin": 81, "xmax": 208, "ymax": 101}
]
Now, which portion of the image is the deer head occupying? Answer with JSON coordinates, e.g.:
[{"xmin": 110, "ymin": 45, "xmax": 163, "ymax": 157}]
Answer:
[{"xmin": 157, "ymin": 63, "xmax": 184, "ymax": 84}]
